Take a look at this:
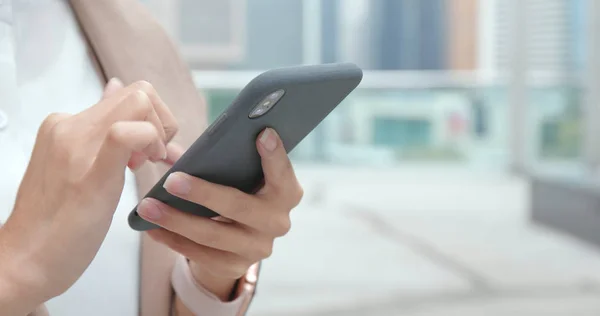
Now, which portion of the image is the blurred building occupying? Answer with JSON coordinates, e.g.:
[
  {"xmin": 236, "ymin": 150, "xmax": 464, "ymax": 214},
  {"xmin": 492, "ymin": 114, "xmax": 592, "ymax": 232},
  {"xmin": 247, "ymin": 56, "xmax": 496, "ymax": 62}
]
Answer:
[
  {"xmin": 569, "ymin": 0, "xmax": 587, "ymax": 72},
  {"xmin": 480, "ymin": 0, "xmax": 584, "ymax": 75},
  {"xmin": 326, "ymin": 0, "xmax": 479, "ymax": 163},
  {"xmin": 317, "ymin": 0, "xmax": 450, "ymax": 70},
  {"xmin": 230, "ymin": 0, "xmax": 303, "ymax": 69},
  {"xmin": 447, "ymin": 0, "xmax": 478, "ymax": 70},
  {"xmin": 142, "ymin": 0, "xmax": 586, "ymax": 164},
  {"xmin": 370, "ymin": 0, "xmax": 448, "ymax": 70}
]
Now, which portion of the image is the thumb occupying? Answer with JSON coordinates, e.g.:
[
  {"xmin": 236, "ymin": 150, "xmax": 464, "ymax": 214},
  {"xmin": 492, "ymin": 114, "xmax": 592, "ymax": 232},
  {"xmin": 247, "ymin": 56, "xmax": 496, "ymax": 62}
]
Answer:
[{"xmin": 103, "ymin": 77, "xmax": 124, "ymax": 99}]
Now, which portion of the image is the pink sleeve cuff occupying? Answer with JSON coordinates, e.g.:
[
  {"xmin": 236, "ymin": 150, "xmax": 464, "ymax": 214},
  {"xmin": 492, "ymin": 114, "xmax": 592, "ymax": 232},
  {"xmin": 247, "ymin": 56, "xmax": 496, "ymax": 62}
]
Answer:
[{"xmin": 171, "ymin": 255, "xmax": 252, "ymax": 316}]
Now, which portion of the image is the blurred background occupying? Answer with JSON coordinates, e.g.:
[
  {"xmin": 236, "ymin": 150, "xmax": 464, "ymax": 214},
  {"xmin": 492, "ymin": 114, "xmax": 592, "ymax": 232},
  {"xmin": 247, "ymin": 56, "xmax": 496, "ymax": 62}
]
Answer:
[{"xmin": 142, "ymin": 0, "xmax": 600, "ymax": 315}]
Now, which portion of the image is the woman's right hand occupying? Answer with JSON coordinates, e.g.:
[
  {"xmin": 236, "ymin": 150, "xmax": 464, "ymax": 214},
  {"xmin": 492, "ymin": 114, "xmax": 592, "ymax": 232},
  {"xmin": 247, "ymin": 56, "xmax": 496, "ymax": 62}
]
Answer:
[{"xmin": 0, "ymin": 80, "xmax": 178, "ymax": 315}]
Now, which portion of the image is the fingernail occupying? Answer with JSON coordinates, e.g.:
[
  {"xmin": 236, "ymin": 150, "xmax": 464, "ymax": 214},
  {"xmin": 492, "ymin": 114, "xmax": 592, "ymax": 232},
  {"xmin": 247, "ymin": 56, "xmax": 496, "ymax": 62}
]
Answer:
[
  {"xmin": 138, "ymin": 199, "xmax": 163, "ymax": 221},
  {"xmin": 161, "ymin": 145, "xmax": 168, "ymax": 160},
  {"xmin": 259, "ymin": 128, "xmax": 277, "ymax": 152},
  {"xmin": 163, "ymin": 172, "xmax": 191, "ymax": 195},
  {"xmin": 107, "ymin": 77, "xmax": 123, "ymax": 88},
  {"xmin": 104, "ymin": 77, "xmax": 122, "ymax": 91}
]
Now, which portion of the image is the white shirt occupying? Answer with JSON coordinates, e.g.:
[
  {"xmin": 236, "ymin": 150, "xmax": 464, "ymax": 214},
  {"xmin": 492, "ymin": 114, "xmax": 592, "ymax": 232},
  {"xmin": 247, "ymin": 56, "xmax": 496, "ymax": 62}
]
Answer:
[{"xmin": 0, "ymin": 1, "xmax": 140, "ymax": 315}]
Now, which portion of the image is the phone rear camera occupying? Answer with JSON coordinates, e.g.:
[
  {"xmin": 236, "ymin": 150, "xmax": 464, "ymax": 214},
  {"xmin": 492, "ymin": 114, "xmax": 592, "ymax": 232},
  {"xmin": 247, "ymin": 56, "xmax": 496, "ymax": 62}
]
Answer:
[
  {"xmin": 249, "ymin": 89, "xmax": 285, "ymax": 118},
  {"xmin": 268, "ymin": 90, "xmax": 283, "ymax": 100}
]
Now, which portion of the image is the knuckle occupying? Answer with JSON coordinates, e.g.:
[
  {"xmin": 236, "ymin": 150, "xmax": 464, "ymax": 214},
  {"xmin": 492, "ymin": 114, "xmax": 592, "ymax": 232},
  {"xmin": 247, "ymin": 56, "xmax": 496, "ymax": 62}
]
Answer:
[
  {"xmin": 49, "ymin": 123, "xmax": 76, "ymax": 161},
  {"xmin": 39, "ymin": 113, "xmax": 64, "ymax": 134},
  {"xmin": 255, "ymin": 240, "xmax": 274, "ymax": 259},
  {"xmin": 105, "ymin": 123, "xmax": 123, "ymax": 145},
  {"xmin": 270, "ymin": 215, "xmax": 291, "ymax": 237},
  {"xmin": 39, "ymin": 113, "xmax": 71, "ymax": 138},
  {"xmin": 290, "ymin": 182, "xmax": 304, "ymax": 207}
]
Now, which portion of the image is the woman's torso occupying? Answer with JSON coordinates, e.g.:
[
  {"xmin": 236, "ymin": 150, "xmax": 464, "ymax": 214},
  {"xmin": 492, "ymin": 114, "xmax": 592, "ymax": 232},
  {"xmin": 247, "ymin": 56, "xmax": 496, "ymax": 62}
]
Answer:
[{"xmin": 0, "ymin": 1, "xmax": 140, "ymax": 315}]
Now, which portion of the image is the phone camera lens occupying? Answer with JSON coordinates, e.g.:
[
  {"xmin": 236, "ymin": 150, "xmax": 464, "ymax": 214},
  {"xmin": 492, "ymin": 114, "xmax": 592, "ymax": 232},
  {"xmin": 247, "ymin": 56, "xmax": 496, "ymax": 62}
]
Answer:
[
  {"xmin": 268, "ymin": 91, "xmax": 281, "ymax": 100},
  {"xmin": 249, "ymin": 89, "xmax": 285, "ymax": 118}
]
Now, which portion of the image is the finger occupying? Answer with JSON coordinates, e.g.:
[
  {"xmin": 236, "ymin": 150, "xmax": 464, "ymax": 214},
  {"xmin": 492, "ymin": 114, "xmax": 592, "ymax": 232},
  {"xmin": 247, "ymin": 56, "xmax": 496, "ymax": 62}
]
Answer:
[
  {"xmin": 147, "ymin": 229, "xmax": 252, "ymax": 279},
  {"xmin": 162, "ymin": 172, "xmax": 291, "ymax": 236},
  {"xmin": 256, "ymin": 128, "xmax": 303, "ymax": 207},
  {"xmin": 124, "ymin": 81, "xmax": 178, "ymax": 141},
  {"xmin": 119, "ymin": 90, "xmax": 167, "ymax": 145},
  {"xmin": 129, "ymin": 141, "xmax": 186, "ymax": 170},
  {"xmin": 132, "ymin": 81, "xmax": 179, "ymax": 141},
  {"xmin": 102, "ymin": 78, "xmax": 153, "ymax": 169},
  {"xmin": 163, "ymin": 142, "xmax": 186, "ymax": 166},
  {"xmin": 127, "ymin": 152, "xmax": 148, "ymax": 170},
  {"xmin": 137, "ymin": 198, "xmax": 268, "ymax": 259},
  {"xmin": 91, "ymin": 121, "xmax": 166, "ymax": 179},
  {"xmin": 102, "ymin": 77, "xmax": 124, "ymax": 99},
  {"xmin": 104, "ymin": 81, "xmax": 150, "ymax": 168},
  {"xmin": 128, "ymin": 141, "xmax": 185, "ymax": 171},
  {"xmin": 86, "ymin": 82, "xmax": 169, "ymax": 142}
]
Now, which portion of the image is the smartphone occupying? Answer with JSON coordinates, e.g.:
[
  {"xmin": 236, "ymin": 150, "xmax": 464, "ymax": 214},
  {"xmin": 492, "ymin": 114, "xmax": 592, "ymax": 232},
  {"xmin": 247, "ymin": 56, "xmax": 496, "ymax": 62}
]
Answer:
[{"xmin": 128, "ymin": 62, "xmax": 363, "ymax": 231}]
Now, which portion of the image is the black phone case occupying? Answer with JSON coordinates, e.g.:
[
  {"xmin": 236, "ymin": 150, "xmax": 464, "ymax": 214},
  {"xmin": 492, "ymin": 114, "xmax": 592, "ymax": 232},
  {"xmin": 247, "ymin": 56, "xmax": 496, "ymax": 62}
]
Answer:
[{"xmin": 128, "ymin": 63, "xmax": 363, "ymax": 231}]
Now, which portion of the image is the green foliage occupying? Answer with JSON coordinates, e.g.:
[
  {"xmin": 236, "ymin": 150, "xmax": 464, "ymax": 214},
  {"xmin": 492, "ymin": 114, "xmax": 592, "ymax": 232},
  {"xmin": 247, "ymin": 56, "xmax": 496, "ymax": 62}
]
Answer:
[{"xmin": 540, "ymin": 118, "xmax": 582, "ymax": 159}]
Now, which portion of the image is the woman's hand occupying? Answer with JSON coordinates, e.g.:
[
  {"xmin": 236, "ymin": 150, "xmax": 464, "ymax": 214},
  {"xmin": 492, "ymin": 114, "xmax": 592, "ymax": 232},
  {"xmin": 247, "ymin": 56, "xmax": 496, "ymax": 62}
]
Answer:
[
  {"xmin": 0, "ymin": 79, "xmax": 178, "ymax": 314},
  {"xmin": 137, "ymin": 128, "xmax": 303, "ymax": 299}
]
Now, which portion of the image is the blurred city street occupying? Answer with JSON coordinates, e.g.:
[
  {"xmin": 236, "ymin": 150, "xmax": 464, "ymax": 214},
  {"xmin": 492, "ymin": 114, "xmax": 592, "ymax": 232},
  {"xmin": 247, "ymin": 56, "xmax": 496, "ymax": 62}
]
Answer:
[
  {"xmin": 3, "ymin": 0, "xmax": 600, "ymax": 315},
  {"xmin": 249, "ymin": 166, "xmax": 600, "ymax": 316}
]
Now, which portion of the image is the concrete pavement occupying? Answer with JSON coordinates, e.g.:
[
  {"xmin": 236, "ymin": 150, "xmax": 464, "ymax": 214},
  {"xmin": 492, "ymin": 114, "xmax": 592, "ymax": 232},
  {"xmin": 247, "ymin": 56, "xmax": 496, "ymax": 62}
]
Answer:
[{"xmin": 248, "ymin": 166, "xmax": 600, "ymax": 316}]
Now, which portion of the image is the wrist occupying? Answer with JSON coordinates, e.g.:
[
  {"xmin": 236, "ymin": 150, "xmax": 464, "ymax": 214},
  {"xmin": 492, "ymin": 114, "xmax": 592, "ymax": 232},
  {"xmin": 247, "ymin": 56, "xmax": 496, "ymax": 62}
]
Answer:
[
  {"xmin": 187, "ymin": 260, "xmax": 238, "ymax": 301},
  {"xmin": 0, "ymin": 275, "xmax": 35, "ymax": 316}
]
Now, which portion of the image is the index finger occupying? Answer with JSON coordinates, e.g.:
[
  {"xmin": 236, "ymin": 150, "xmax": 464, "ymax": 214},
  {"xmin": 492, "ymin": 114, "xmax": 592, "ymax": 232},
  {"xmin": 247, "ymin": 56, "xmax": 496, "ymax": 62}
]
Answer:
[
  {"xmin": 162, "ymin": 172, "xmax": 290, "ymax": 236},
  {"xmin": 129, "ymin": 81, "xmax": 179, "ymax": 141},
  {"xmin": 85, "ymin": 80, "xmax": 179, "ymax": 142}
]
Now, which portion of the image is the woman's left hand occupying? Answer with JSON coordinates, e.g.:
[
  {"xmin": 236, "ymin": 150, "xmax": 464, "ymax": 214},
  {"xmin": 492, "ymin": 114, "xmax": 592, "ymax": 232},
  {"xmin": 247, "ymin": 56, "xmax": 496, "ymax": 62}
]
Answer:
[{"xmin": 136, "ymin": 127, "xmax": 303, "ymax": 290}]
